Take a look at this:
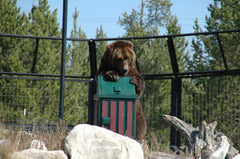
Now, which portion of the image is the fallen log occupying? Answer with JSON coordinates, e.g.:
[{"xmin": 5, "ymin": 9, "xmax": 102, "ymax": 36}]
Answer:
[{"xmin": 163, "ymin": 114, "xmax": 239, "ymax": 159}]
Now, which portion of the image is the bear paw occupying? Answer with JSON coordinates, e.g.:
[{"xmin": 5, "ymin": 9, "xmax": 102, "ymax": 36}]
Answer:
[{"xmin": 104, "ymin": 71, "xmax": 119, "ymax": 81}]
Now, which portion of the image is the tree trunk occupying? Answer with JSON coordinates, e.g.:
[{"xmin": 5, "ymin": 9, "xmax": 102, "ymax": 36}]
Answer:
[
  {"xmin": 162, "ymin": 114, "xmax": 239, "ymax": 159},
  {"xmin": 140, "ymin": 0, "xmax": 144, "ymax": 27}
]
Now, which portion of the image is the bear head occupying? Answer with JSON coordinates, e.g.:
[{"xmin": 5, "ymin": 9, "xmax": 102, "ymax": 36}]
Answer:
[{"xmin": 99, "ymin": 40, "xmax": 136, "ymax": 76}]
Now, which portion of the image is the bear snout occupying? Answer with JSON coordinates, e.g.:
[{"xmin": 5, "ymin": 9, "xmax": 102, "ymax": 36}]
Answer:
[
  {"xmin": 118, "ymin": 69, "xmax": 128, "ymax": 76},
  {"xmin": 123, "ymin": 68, "xmax": 128, "ymax": 75}
]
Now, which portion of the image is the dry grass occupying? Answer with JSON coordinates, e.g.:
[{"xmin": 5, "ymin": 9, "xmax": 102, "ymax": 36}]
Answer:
[
  {"xmin": 0, "ymin": 122, "xmax": 68, "ymax": 159},
  {"xmin": 147, "ymin": 131, "xmax": 170, "ymax": 153},
  {"xmin": 0, "ymin": 122, "xmax": 182, "ymax": 159},
  {"xmin": 146, "ymin": 131, "xmax": 189, "ymax": 158}
]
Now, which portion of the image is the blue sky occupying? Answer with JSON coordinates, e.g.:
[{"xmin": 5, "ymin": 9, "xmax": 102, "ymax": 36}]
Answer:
[{"xmin": 17, "ymin": 0, "xmax": 212, "ymax": 38}]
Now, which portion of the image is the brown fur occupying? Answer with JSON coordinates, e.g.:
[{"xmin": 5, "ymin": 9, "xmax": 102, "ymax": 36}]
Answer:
[{"xmin": 98, "ymin": 40, "xmax": 147, "ymax": 141}]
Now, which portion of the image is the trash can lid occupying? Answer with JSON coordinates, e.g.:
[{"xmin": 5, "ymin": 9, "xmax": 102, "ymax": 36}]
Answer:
[{"xmin": 96, "ymin": 76, "xmax": 138, "ymax": 99}]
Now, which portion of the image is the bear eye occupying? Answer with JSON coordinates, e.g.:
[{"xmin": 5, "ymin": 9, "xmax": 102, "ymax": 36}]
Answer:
[{"xmin": 117, "ymin": 58, "xmax": 123, "ymax": 62}]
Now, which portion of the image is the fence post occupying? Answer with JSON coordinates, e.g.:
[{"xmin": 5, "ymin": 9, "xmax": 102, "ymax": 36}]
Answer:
[
  {"xmin": 170, "ymin": 77, "xmax": 182, "ymax": 148},
  {"xmin": 167, "ymin": 37, "xmax": 182, "ymax": 149},
  {"xmin": 31, "ymin": 38, "xmax": 39, "ymax": 73},
  {"xmin": 88, "ymin": 40, "xmax": 97, "ymax": 124},
  {"xmin": 216, "ymin": 33, "xmax": 228, "ymax": 70},
  {"xmin": 59, "ymin": 0, "xmax": 68, "ymax": 120},
  {"xmin": 88, "ymin": 81, "xmax": 96, "ymax": 125}
]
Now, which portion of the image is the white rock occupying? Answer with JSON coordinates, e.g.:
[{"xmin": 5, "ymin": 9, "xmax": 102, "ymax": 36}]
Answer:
[
  {"xmin": 211, "ymin": 136, "xmax": 230, "ymax": 159},
  {"xmin": 65, "ymin": 124, "xmax": 144, "ymax": 159},
  {"xmin": 233, "ymin": 154, "xmax": 240, "ymax": 159},
  {"xmin": 11, "ymin": 148, "xmax": 67, "ymax": 159},
  {"xmin": 28, "ymin": 140, "xmax": 47, "ymax": 151}
]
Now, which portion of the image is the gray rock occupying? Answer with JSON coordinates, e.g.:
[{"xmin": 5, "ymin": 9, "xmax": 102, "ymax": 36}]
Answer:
[
  {"xmin": 211, "ymin": 136, "xmax": 229, "ymax": 159},
  {"xmin": 11, "ymin": 148, "xmax": 67, "ymax": 159},
  {"xmin": 233, "ymin": 154, "xmax": 240, "ymax": 159},
  {"xmin": 65, "ymin": 124, "xmax": 144, "ymax": 159}
]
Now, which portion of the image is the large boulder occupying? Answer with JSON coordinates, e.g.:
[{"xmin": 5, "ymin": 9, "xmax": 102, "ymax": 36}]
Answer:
[
  {"xmin": 11, "ymin": 148, "xmax": 67, "ymax": 159},
  {"xmin": 65, "ymin": 124, "xmax": 144, "ymax": 159}
]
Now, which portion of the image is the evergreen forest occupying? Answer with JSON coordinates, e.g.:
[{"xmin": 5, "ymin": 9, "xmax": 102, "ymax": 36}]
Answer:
[{"xmin": 0, "ymin": 0, "xmax": 239, "ymax": 149}]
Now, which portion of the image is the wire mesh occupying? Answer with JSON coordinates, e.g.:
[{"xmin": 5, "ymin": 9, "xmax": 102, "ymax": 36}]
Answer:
[
  {"xmin": 0, "ymin": 78, "xmax": 89, "ymax": 126},
  {"xmin": 141, "ymin": 79, "xmax": 172, "ymax": 150},
  {"xmin": 181, "ymin": 75, "xmax": 240, "ymax": 149}
]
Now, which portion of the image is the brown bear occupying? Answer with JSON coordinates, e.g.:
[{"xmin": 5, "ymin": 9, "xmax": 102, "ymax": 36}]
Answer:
[{"xmin": 98, "ymin": 40, "xmax": 147, "ymax": 141}]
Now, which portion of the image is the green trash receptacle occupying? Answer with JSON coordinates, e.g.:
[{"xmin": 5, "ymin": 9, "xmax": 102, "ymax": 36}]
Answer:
[{"xmin": 94, "ymin": 76, "xmax": 138, "ymax": 139}]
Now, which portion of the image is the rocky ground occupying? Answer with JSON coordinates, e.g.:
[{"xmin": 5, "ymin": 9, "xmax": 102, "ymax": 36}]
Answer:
[{"xmin": 1, "ymin": 123, "xmax": 239, "ymax": 159}]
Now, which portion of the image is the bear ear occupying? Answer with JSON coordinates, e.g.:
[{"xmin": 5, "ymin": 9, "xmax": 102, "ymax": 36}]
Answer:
[
  {"xmin": 106, "ymin": 40, "xmax": 133, "ymax": 51},
  {"xmin": 127, "ymin": 41, "xmax": 133, "ymax": 48},
  {"xmin": 106, "ymin": 43, "xmax": 114, "ymax": 52}
]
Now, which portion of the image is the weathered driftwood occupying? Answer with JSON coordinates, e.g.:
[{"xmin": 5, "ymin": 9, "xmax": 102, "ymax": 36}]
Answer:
[{"xmin": 163, "ymin": 114, "xmax": 239, "ymax": 159}]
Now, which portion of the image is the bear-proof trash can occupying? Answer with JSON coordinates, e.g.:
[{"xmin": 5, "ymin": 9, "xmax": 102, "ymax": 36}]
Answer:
[{"xmin": 94, "ymin": 76, "xmax": 138, "ymax": 139}]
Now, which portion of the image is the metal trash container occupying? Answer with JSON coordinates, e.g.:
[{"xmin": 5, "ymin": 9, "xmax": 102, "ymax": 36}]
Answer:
[{"xmin": 94, "ymin": 76, "xmax": 138, "ymax": 138}]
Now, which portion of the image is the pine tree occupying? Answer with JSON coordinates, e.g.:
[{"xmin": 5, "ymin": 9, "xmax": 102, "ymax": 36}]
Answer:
[
  {"xmin": 95, "ymin": 25, "xmax": 108, "ymax": 69},
  {"xmin": 28, "ymin": 0, "xmax": 61, "ymax": 74},
  {"xmin": 64, "ymin": 8, "xmax": 89, "ymax": 124},
  {"xmin": 189, "ymin": 0, "xmax": 240, "ymax": 149},
  {"xmin": 26, "ymin": 0, "xmax": 62, "ymax": 123},
  {"xmin": 0, "ymin": 0, "xmax": 33, "ymax": 122},
  {"xmin": 190, "ymin": 0, "xmax": 240, "ymax": 70},
  {"xmin": 0, "ymin": 0, "xmax": 63, "ymax": 123},
  {"xmin": 0, "ymin": 0, "xmax": 30, "ymax": 72},
  {"xmin": 118, "ymin": 0, "xmax": 188, "ymax": 148}
]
